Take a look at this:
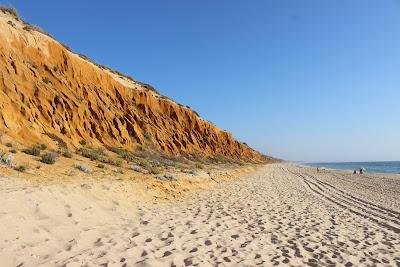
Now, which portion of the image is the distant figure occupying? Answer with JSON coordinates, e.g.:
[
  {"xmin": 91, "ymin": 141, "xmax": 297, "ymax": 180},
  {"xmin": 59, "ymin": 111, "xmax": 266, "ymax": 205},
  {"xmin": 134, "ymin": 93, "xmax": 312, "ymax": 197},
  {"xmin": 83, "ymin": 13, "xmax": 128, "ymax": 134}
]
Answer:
[
  {"xmin": 353, "ymin": 170, "xmax": 357, "ymax": 174},
  {"xmin": 317, "ymin": 168, "xmax": 320, "ymax": 173},
  {"xmin": 359, "ymin": 168, "xmax": 363, "ymax": 174}
]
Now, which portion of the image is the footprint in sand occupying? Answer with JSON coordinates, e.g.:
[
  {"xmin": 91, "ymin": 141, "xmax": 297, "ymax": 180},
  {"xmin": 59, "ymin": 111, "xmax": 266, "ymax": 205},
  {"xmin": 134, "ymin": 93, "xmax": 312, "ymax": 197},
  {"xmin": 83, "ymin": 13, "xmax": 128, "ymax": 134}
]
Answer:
[
  {"xmin": 94, "ymin": 238, "xmax": 103, "ymax": 247},
  {"xmin": 204, "ymin": 240, "xmax": 212, "ymax": 246},
  {"xmin": 189, "ymin": 247, "xmax": 198, "ymax": 253}
]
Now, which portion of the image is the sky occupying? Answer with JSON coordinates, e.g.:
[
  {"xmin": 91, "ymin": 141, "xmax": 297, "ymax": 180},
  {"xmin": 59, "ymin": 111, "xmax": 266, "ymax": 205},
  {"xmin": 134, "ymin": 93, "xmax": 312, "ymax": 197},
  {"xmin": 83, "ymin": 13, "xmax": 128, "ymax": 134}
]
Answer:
[{"xmin": 3, "ymin": 0, "xmax": 400, "ymax": 162}]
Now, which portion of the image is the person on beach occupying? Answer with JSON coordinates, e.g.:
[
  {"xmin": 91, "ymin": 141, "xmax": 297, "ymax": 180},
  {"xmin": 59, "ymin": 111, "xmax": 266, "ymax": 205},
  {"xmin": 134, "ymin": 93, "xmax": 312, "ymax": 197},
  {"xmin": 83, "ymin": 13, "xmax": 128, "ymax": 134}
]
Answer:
[
  {"xmin": 317, "ymin": 168, "xmax": 319, "ymax": 173},
  {"xmin": 353, "ymin": 170, "xmax": 357, "ymax": 174},
  {"xmin": 359, "ymin": 168, "xmax": 363, "ymax": 174}
]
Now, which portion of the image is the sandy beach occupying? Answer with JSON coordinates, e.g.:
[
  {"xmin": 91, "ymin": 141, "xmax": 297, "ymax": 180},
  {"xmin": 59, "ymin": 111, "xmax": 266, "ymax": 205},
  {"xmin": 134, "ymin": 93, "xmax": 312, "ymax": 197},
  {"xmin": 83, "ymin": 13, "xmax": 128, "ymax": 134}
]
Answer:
[{"xmin": 1, "ymin": 163, "xmax": 400, "ymax": 266}]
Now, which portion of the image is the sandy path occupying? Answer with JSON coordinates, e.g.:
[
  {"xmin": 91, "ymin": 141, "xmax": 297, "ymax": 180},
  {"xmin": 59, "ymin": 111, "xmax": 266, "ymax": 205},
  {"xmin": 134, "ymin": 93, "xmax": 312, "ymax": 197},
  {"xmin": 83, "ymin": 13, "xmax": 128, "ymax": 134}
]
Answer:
[{"xmin": 1, "ymin": 164, "xmax": 400, "ymax": 266}]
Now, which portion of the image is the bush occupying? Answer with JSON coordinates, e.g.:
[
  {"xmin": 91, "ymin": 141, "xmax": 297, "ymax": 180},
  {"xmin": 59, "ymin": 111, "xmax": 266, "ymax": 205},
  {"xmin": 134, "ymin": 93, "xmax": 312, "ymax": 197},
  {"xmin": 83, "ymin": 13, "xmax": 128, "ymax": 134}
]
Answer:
[
  {"xmin": 79, "ymin": 147, "xmax": 122, "ymax": 166},
  {"xmin": 195, "ymin": 163, "xmax": 204, "ymax": 169},
  {"xmin": 99, "ymin": 157, "xmax": 123, "ymax": 167},
  {"xmin": 79, "ymin": 147, "xmax": 103, "ymax": 161},
  {"xmin": 14, "ymin": 165, "xmax": 27, "ymax": 172},
  {"xmin": 74, "ymin": 162, "xmax": 91, "ymax": 173},
  {"xmin": 96, "ymin": 163, "xmax": 105, "ymax": 169},
  {"xmin": 137, "ymin": 158, "xmax": 150, "ymax": 168},
  {"xmin": 110, "ymin": 147, "xmax": 135, "ymax": 161},
  {"xmin": 5, "ymin": 142, "xmax": 13, "ymax": 147},
  {"xmin": 39, "ymin": 144, "xmax": 47, "ymax": 150},
  {"xmin": 22, "ymin": 146, "xmax": 41, "ymax": 156},
  {"xmin": 9, "ymin": 149, "xmax": 17, "ymax": 154},
  {"xmin": 40, "ymin": 152, "xmax": 57, "ymax": 164},
  {"xmin": 149, "ymin": 166, "xmax": 162, "ymax": 175},
  {"xmin": 62, "ymin": 151, "xmax": 73, "ymax": 158},
  {"xmin": 79, "ymin": 139, "xmax": 87, "ymax": 146},
  {"xmin": 113, "ymin": 158, "xmax": 123, "ymax": 166}
]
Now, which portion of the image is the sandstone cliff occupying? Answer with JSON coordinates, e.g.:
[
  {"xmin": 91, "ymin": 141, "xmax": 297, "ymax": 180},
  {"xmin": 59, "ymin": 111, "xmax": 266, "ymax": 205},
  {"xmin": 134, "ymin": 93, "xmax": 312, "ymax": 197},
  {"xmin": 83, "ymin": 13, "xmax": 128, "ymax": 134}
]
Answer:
[{"xmin": 0, "ymin": 8, "xmax": 268, "ymax": 162}]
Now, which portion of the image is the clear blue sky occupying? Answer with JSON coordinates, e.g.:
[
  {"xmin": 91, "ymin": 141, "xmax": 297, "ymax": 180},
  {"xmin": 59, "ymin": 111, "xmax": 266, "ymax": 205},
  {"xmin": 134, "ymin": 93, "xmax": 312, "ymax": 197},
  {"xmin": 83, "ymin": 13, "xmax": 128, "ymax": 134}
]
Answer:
[{"xmin": 4, "ymin": 0, "xmax": 400, "ymax": 162}]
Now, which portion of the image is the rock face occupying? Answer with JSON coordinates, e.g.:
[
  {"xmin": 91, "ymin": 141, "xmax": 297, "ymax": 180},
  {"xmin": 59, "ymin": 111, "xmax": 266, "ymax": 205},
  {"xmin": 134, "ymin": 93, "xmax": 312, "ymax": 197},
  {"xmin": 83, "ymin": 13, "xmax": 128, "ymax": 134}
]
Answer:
[{"xmin": 0, "ymin": 9, "xmax": 268, "ymax": 162}]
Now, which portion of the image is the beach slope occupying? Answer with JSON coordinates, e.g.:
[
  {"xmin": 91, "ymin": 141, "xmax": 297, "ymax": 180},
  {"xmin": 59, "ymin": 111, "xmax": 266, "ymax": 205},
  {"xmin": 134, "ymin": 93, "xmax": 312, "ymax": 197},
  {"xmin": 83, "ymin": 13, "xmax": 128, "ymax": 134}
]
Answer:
[{"xmin": 1, "ymin": 164, "xmax": 399, "ymax": 266}]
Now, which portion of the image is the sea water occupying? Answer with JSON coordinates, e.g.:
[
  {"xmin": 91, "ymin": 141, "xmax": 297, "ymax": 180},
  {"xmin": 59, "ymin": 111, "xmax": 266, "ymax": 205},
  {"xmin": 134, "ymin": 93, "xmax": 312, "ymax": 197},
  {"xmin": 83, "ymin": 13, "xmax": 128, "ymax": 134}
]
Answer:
[{"xmin": 306, "ymin": 161, "xmax": 400, "ymax": 174}]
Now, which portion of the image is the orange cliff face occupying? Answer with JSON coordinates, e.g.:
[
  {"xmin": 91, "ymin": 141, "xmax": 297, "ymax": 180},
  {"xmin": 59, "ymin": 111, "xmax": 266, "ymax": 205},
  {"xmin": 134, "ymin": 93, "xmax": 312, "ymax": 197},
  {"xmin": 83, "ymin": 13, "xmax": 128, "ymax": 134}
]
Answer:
[{"xmin": 0, "ymin": 10, "xmax": 269, "ymax": 162}]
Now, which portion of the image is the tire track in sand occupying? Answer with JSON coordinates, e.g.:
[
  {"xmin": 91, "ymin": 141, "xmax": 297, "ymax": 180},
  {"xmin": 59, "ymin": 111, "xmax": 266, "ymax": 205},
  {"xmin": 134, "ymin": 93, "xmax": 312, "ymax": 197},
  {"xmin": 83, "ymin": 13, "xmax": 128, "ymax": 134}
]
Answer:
[{"xmin": 287, "ymin": 168, "xmax": 400, "ymax": 234}]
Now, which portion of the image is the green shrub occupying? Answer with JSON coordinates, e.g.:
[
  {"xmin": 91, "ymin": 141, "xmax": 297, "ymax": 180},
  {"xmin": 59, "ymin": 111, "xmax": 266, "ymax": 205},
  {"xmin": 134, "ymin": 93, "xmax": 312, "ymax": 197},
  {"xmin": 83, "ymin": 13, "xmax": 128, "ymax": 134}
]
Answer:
[
  {"xmin": 137, "ymin": 158, "xmax": 150, "ymax": 168},
  {"xmin": 149, "ymin": 166, "xmax": 162, "ymax": 175},
  {"xmin": 99, "ymin": 157, "xmax": 123, "ymax": 167},
  {"xmin": 22, "ymin": 146, "xmax": 41, "ymax": 156},
  {"xmin": 14, "ymin": 165, "xmax": 27, "ymax": 172},
  {"xmin": 40, "ymin": 152, "xmax": 57, "ymax": 164},
  {"xmin": 62, "ymin": 151, "xmax": 73, "ymax": 158},
  {"xmin": 9, "ymin": 149, "xmax": 17, "ymax": 154},
  {"xmin": 110, "ymin": 147, "xmax": 135, "ymax": 161},
  {"xmin": 110, "ymin": 147, "xmax": 123, "ymax": 154},
  {"xmin": 79, "ymin": 139, "xmax": 87, "ymax": 146},
  {"xmin": 39, "ymin": 144, "xmax": 47, "ymax": 150},
  {"xmin": 79, "ymin": 148, "xmax": 122, "ymax": 166},
  {"xmin": 79, "ymin": 148, "xmax": 103, "ymax": 161},
  {"xmin": 5, "ymin": 142, "xmax": 13, "ymax": 147},
  {"xmin": 195, "ymin": 163, "xmax": 204, "ymax": 169}
]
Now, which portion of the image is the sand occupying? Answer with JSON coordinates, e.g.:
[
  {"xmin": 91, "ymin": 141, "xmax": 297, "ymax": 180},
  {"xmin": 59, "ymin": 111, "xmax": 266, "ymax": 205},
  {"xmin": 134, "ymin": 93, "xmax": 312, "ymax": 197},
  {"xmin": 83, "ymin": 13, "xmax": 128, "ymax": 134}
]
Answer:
[{"xmin": 1, "ymin": 163, "xmax": 400, "ymax": 266}]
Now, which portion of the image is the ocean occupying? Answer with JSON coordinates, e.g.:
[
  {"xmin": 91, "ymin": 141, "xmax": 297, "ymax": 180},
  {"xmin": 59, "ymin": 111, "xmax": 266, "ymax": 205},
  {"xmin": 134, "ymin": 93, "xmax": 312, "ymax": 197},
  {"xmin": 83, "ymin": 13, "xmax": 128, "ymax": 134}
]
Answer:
[{"xmin": 306, "ymin": 161, "xmax": 400, "ymax": 174}]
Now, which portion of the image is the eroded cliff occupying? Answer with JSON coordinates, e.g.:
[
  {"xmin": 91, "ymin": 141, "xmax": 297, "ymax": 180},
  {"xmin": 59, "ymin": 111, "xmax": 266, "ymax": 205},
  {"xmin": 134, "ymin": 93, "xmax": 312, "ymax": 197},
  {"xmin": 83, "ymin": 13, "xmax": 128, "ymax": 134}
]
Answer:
[{"xmin": 0, "ymin": 9, "xmax": 268, "ymax": 162}]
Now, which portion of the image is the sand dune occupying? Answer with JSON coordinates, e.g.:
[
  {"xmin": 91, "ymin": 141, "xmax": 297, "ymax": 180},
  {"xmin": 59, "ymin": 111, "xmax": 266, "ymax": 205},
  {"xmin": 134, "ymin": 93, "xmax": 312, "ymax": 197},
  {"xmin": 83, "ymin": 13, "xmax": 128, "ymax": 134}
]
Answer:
[{"xmin": 1, "ymin": 164, "xmax": 400, "ymax": 266}]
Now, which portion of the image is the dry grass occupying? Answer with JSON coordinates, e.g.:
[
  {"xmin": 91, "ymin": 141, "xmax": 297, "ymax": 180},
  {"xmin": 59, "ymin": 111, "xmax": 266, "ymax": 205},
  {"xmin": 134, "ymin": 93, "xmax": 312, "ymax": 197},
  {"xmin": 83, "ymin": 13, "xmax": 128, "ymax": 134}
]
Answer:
[
  {"xmin": 0, "ymin": 151, "xmax": 16, "ymax": 167},
  {"xmin": 74, "ymin": 162, "xmax": 91, "ymax": 173},
  {"xmin": 23, "ymin": 24, "xmax": 53, "ymax": 38},
  {"xmin": 0, "ymin": 5, "xmax": 19, "ymax": 19}
]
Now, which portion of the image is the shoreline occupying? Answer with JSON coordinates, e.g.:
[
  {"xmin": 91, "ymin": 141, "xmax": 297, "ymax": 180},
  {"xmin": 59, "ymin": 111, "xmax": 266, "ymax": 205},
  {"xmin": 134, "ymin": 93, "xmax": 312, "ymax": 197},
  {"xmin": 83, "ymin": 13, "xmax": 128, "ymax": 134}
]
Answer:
[{"xmin": 300, "ymin": 161, "xmax": 400, "ymax": 174}]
